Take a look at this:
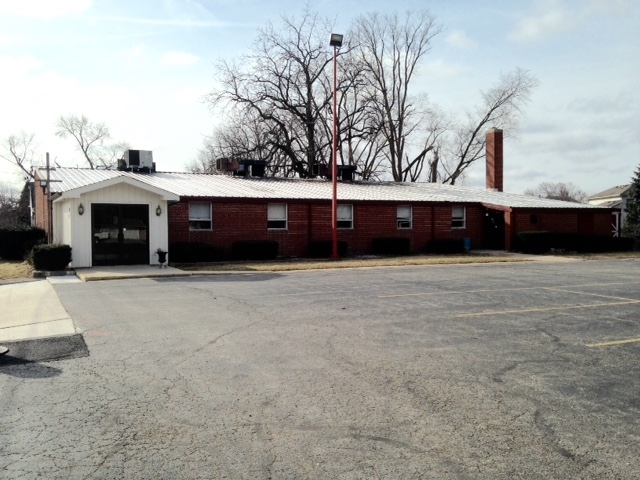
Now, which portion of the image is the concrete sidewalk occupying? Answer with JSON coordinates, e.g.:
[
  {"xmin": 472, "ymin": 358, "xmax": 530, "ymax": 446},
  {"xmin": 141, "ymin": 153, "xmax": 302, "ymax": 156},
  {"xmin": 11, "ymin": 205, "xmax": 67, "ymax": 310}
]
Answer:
[
  {"xmin": 0, "ymin": 279, "xmax": 89, "ymax": 363},
  {"xmin": 0, "ymin": 280, "xmax": 77, "ymax": 343},
  {"xmin": 75, "ymin": 265, "xmax": 193, "ymax": 282}
]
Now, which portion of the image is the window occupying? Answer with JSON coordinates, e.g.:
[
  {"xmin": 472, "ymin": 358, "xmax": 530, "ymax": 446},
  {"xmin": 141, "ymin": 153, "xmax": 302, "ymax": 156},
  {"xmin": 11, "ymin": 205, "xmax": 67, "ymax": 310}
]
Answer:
[
  {"xmin": 397, "ymin": 206, "xmax": 412, "ymax": 229},
  {"xmin": 451, "ymin": 206, "xmax": 466, "ymax": 229},
  {"xmin": 268, "ymin": 203, "xmax": 287, "ymax": 229},
  {"xmin": 337, "ymin": 204, "xmax": 353, "ymax": 229},
  {"xmin": 189, "ymin": 202, "xmax": 212, "ymax": 230}
]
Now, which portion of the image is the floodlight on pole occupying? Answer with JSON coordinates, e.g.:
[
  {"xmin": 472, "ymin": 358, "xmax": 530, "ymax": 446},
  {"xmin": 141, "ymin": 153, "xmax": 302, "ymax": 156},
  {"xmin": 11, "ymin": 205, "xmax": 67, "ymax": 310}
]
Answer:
[{"xmin": 330, "ymin": 33, "xmax": 343, "ymax": 259}]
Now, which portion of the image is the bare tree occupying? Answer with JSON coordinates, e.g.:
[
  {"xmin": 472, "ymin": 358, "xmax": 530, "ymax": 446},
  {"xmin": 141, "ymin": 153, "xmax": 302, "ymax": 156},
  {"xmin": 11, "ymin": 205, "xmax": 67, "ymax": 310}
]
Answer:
[
  {"xmin": 186, "ymin": 140, "xmax": 218, "ymax": 174},
  {"xmin": 524, "ymin": 181, "xmax": 588, "ymax": 203},
  {"xmin": 0, "ymin": 181, "xmax": 26, "ymax": 227},
  {"xmin": 207, "ymin": 8, "xmax": 336, "ymax": 178},
  {"xmin": 204, "ymin": 8, "xmax": 537, "ymax": 185},
  {"xmin": 352, "ymin": 10, "xmax": 442, "ymax": 182},
  {"xmin": 55, "ymin": 114, "xmax": 129, "ymax": 169},
  {"xmin": 438, "ymin": 68, "xmax": 539, "ymax": 185},
  {"xmin": 0, "ymin": 131, "xmax": 38, "ymax": 180}
]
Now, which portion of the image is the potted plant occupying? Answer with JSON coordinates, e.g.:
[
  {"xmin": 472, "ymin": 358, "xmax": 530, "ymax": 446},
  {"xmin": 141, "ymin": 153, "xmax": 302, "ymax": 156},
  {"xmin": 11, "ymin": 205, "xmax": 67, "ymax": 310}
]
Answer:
[{"xmin": 155, "ymin": 247, "xmax": 168, "ymax": 267}]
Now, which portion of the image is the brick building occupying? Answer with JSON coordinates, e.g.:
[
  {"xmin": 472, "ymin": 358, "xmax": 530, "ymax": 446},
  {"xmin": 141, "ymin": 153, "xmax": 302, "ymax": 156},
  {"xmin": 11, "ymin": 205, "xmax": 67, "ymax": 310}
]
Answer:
[{"xmin": 34, "ymin": 129, "xmax": 617, "ymax": 268}]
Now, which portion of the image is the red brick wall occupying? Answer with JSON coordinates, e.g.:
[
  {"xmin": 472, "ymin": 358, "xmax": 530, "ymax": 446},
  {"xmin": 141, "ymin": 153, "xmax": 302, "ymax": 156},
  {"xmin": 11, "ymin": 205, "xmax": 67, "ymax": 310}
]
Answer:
[
  {"xmin": 168, "ymin": 199, "xmax": 486, "ymax": 256},
  {"xmin": 508, "ymin": 209, "xmax": 614, "ymax": 248}
]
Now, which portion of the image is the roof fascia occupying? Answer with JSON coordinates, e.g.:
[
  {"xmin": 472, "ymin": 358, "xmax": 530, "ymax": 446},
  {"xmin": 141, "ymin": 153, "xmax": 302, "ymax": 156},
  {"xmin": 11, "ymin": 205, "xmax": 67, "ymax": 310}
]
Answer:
[{"xmin": 57, "ymin": 176, "xmax": 179, "ymax": 201}]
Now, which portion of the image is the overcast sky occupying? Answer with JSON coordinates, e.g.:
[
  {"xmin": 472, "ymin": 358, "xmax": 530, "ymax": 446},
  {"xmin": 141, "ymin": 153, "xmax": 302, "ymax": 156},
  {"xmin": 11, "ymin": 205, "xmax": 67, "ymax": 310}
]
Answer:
[{"xmin": 0, "ymin": 0, "xmax": 638, "ymax": 196}]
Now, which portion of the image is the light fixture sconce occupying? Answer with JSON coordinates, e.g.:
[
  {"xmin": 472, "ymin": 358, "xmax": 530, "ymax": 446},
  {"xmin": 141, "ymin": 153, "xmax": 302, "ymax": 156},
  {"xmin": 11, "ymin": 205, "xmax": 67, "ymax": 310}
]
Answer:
[
  {"xmin": 78, "ymin": 203, "xmax": 85, "ymax": 215},
  {"xmin": 156, "ymin": 205, "xmax": 162, "ymax": 216}
]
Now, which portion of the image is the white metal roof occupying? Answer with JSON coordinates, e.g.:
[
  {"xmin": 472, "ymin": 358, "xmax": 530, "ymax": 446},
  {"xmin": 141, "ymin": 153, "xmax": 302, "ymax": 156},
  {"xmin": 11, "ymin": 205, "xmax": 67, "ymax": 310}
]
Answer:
[{"xmin": 45, "ymin": 168, "xmax": 610, "ymax": 210}]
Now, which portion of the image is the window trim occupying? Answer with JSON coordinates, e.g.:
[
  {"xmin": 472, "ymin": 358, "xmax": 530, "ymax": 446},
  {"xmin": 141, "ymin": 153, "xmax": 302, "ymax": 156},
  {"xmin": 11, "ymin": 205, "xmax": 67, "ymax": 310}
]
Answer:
[
  {"xmin": 397, "ymin": 205, "xmax": 412, "ymax": 229},
  {"xmin": 267, "ymin": 203, "xmax": 288, "ymax": 230},
  {"xmin": 337, "ymin": 204, "xmax": 353, "ymax": 229},
  {"xmin": 451, "ymin": 205, "xmax": 466, "ymax": 229},
  {"xmin": 189, "ymin": 202, "xmax": 212, "ymax": 231}
]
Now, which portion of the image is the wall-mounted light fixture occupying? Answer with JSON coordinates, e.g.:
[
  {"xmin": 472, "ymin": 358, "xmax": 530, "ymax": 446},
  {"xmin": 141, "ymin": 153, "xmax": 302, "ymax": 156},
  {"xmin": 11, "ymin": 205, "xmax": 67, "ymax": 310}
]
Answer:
[
  {"xmin": 78, "ymin": 203, "xmax": 85, "ymax": 215},
  {"xmin": 156, "ymin": 205, "xmax": 162, "ymax": 216}
]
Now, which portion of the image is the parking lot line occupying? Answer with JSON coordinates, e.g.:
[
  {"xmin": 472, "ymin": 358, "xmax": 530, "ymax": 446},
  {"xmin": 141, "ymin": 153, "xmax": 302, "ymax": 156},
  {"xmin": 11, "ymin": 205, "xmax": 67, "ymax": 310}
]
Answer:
[
  {"xmin": 378, "ymin": 286, "xmax": 537, "ymax": 298},
  {"xmin": 456, "ymin": 300, "xmax": 640, "ymax": 317},
  {"xmin": 586, "ymin": 337, "xmax": 640, "ymax": 348},
  {"xmin": 378, "ymin": 281, "xmax": 640, "ymax": 299},
  {"xmin": 544, "ymin": 288, "xmax": 639, "ymax": 302}
]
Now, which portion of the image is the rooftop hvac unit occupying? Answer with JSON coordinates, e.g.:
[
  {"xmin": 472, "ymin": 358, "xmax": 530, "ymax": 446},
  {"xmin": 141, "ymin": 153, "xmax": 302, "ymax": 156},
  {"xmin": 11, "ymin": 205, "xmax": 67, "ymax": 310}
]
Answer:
[
  {"xmin": 233, "ymin": 159, "xmax": 267, "ymax": 177},
  {"xmin": 120, "ymin": 150, "xmax": 154, "ymax": 171}
]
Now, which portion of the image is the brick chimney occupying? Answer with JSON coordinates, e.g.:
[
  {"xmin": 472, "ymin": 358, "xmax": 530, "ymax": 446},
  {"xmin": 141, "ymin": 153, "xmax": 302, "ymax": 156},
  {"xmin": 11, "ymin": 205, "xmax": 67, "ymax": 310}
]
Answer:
[{"xmin": 486, "ymin": 127, "xmax": 503, "ymax": 192}]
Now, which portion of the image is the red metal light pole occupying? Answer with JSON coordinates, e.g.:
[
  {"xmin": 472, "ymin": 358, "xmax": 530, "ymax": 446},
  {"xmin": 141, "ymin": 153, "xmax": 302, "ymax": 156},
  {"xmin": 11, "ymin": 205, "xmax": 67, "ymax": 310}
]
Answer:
[{"xmin": 329, "ymin": 33, "xmax": 343, "ymax": 260}]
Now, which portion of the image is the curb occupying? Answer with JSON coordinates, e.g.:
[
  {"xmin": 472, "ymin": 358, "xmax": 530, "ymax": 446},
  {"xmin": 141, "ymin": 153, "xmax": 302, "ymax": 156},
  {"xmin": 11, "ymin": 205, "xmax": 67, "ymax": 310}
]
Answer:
[
  {"xmin": 0, "ymin": 333, "xmax": 89, "ymax": 364},
  {"xmin": 32, "ymin": 269, "xmax": 77, "ymax": 279}
]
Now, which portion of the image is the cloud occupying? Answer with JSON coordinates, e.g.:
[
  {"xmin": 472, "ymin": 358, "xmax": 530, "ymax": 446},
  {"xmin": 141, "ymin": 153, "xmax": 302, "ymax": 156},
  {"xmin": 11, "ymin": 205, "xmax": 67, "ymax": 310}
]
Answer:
[
  {"xmin": 159, "ymin": 51, "xmax": 200, "ymax": 67},
  {"xmin": 508, "ymin": 0, "xmax": 632, "ymax": 43},
  {"xmin": 92, "ymin": 15, "xmax": 231, "ymax": 27},
  {"xmin": 422, "ymin": 59, "xmax": 472, "ymax": 82},
  {"xmin": 445, "ymin": 30, "xmax": 477, "ymax": 50},
  {"xmin": 509, "ymin": 4, "xmax": 573, "ymax": 43},
  {"xmin": 0, "ymin": 56, "xmax": 42, "ymax": 76},
  {"xmin": 567, "ymin": 92, "xmax": 636, "ymax": 114},
  {"xmin": 0, "ymin": 0, "xmax": 91, "ymax": 19},
  {"xmin": 585, "ymin": 0, "xmax": 630, "ymax": 14}
]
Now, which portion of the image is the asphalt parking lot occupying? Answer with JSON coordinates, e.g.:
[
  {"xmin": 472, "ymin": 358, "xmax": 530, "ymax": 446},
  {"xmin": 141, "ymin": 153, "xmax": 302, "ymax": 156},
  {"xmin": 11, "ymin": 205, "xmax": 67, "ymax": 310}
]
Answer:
[{"xmin": 1, "ymin": 259, "xmax": 639, "ymax": 479}]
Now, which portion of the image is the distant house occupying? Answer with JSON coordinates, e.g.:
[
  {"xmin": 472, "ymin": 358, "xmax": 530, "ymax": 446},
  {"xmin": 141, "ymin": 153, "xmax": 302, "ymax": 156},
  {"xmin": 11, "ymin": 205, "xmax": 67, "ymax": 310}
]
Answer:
[
  {"xmin": 588, "ymin": 184, "xmax": 633, "ymax": 236},
  {"xmin": 33, "ymin": 129, "xmax": 618, "ymax": 268}
]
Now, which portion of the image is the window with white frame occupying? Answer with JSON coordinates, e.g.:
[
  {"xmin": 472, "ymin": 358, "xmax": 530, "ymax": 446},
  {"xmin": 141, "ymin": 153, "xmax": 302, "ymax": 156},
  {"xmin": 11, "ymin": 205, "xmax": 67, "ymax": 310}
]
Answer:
[
  {"xmin": 337, "ymin": 204, "xmax": 353, "ymax": 229},
  {"xmin": 268, "ymin": 203, "xmax": 287, "ymax": 229},
  {"xmin": 397, "ymin": 205, "xmax": 412, "ymax": 229},
  {"xmin": 451, "ymin": 205, "xmax": 466, "ymax": 229},
  {"xmin": 189, "ymin": 202, "xmax": 212, "ymax": 230}
]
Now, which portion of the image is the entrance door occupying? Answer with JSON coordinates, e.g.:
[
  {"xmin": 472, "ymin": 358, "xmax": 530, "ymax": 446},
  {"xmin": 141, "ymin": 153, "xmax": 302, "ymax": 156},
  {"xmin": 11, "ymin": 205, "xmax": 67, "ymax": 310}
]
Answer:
[
  {"xmin": 92, "ymin": 204, "xmax": 149, "ymax": 266},
  {"xmin": 483, "ymin": 209, "xmax": 505, "ymax": 250}
]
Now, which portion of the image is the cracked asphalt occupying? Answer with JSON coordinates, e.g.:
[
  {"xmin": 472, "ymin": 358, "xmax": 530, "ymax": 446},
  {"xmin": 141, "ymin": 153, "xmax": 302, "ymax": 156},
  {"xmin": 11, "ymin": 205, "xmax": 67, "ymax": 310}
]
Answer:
[{"xmin": 1, "ymin": 259, "xmax": 639, "ymax": 479}]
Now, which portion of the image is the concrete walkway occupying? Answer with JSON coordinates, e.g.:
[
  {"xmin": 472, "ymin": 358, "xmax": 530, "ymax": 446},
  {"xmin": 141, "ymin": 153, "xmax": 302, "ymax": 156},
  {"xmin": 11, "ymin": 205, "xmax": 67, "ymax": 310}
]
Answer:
[
  {"xmin": 75, "ymin": 265, "xmax": 193, "ymax": 282},
  {"xmin": 0, "ymin": 278, "xmax": 90, "ymax": 363},
  {"xmin": 0, "ymin": 279, "xmax": 77, "ymax": 343}
]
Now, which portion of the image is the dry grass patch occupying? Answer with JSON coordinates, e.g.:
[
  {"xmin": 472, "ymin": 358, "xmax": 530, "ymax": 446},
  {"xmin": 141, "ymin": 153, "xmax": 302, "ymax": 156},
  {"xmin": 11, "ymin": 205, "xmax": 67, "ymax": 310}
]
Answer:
[
  {"xmin": 180, "ymin": 254, "xmax": 528, "ymax": 273},
  {"xmin": 0, "ymin": 260, "xmax": 33, "ymax": 280}
]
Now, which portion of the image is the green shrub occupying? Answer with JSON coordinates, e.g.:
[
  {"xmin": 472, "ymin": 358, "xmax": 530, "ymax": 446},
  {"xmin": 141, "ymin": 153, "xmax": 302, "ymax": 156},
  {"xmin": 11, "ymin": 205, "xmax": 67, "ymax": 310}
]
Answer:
[
  {"xmin": 0, "ymin": 226, "xmax": 47, "ymax": 260},
  {"xmin": 516, "ymin": 232, "xmax": 635, "ymax": 254},
  {"xmin": 232, "ymin": 240, "xmax": 279, "ymax": 260},
  {"xmin": 514, "ymin": 231, "xmax": 554, "ymax": 253},
  {"xmin": 372, "ymin": 237, "xmax": 411, "ymax": 256},
  {"xmin": 425, "ymin": 239, "xmax": 465, "ymax": 254},
  {"xmin": 169, "ymin": 242, "xmax": 225, "ymax": 263},
  {"xmin": 29, "ymin": 244, "xmax": 72, "ymax": 271},
  {"xmin": 308, "ymin": 241, "xmax": 348, "ymax": 258}
]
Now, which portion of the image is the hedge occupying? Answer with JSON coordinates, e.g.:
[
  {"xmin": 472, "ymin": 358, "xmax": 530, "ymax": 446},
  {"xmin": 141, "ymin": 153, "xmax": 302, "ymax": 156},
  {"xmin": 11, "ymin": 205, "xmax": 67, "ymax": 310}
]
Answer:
[
  {"xmin": 168, "ymin": 242, "xmax": 225, "ymax": 263},
  {"xmin": 232, "ymin": 240, "xmax": 279, "ymax": 260},
  {"xmin": 308, "ymin": 240, "xmax": 348, "ymax": 258},
  {"xmin": 29, "ymin": 244, "xmax": 72, "ymax": 271},
  {"xmin": 515, "ymin": 231, "xmax": 635, "ymax": 254},
  {"xmin": 0, "ymin": 226, "xmax": 47, "ymax": 260},
  {"xmin": 425, "ymin": 239, "xmax": 465, "ymax": 254},
  {"xmin": 372, "ymin": 237, "xmax": 411, "ymax": 256}
]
